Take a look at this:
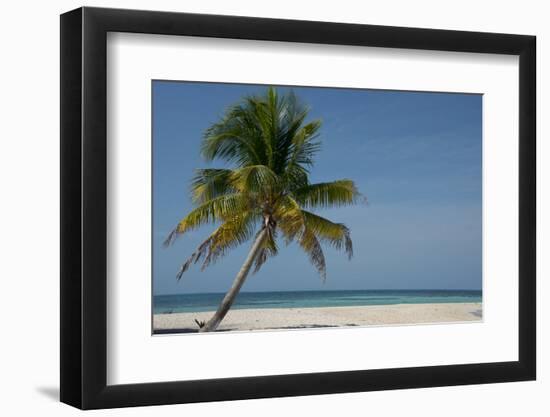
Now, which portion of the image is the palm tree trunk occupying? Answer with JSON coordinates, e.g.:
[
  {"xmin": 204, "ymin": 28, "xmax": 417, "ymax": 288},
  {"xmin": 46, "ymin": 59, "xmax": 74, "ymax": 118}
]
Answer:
[{"xmin": 199, "ymin": 228, "xmax": 268, "ymax": 332}]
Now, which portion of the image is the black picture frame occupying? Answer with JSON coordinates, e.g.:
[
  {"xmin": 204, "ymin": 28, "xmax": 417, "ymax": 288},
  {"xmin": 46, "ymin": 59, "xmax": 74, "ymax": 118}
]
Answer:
[{"xmin": 60, "ymin": 6, "xmax": 536, "ymax": 410}]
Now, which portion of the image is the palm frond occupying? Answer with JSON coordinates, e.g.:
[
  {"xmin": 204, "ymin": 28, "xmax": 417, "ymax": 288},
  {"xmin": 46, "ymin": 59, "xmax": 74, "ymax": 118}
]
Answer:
[
  {"xmin": 201, "ymin": 113, "xmax": 265, "ymax": 166},
  {"xmin": 245, "ymin": 94, "xmax": 275, "ymax": 168},
  {"xmin": 164, "ymin": 193, "xmax": 249, "ymax": 246},
  {"xmin": 299, "ymin": 228, "xmax": 327, "ymax": 281},
  {"xmin": 278, "ymin": 120, "xmax": 321, "ymax": 189},
  {"xmin": 273, "ymin": 195, "xmax": 305, "ymax": 243},
  {"xmin": 190, "ymin": 169, "xmax": 235, "ymax": 203},
  {"xmin": 292, "ymin": 180, "xmax": 360, "ymax": 209},
  {"xmin": 274, "ymin": 197, "xmax": 352, "ymax": 279},
  {"xmin": 229, "ymin": 165, "xmax": 279, "ymax": 194},
  {"xmin": 176, "ymin": 213, "xmax": 257, "ymax": 280},
  {"xmin": 253, "ymin": 226, "xmax": 278, "ymax": 273},
  {"xmin": 286, "ymin": 120, "xmax": 322, "ymax": 169},
  {"xmin": 201, "ymin": 213, "xmax": 258, "ymax": 269},
  {"xmin": 302, "ymin": 210, "xmax": 353, "ymax": 259},
  {"xmin": 175, "ymin": 236, "xmax": 211, "ymax": 280}
]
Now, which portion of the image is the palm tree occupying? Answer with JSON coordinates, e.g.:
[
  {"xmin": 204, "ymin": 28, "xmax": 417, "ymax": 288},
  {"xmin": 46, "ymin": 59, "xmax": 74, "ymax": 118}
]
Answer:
[{"xmin": 164, "ymin": 87, "xmax": 362, "ymax": 332}]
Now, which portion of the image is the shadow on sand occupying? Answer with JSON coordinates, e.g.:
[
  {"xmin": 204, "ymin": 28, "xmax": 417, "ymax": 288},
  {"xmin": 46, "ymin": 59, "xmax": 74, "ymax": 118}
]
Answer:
[
  {"xmin": 470, "ymin": 309, "xmax": 483, "ymax": 318},
  {"xmin": 153, "ymin": 323, "xmax": 360, "ymax": 335}
]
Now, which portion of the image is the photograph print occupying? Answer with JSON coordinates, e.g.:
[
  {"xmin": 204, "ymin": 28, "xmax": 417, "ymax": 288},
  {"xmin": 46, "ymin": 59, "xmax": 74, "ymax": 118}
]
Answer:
[{"xmin": 153, "ymin": 81, "xmax": 482, "ymax": 335}]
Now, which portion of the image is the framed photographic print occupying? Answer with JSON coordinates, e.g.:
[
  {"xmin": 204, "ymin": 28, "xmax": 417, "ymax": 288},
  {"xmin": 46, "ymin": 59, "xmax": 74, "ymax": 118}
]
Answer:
[{"xmin": 60, "ymin": 6, "xmax": 536, "ymax": 409}]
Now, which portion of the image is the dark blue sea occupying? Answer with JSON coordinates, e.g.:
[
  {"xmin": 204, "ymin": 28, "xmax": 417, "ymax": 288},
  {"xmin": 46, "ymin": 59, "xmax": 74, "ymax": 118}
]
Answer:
[{"xmin": 153, "ymin": 290, "xmax": 482, "ymax": 314}]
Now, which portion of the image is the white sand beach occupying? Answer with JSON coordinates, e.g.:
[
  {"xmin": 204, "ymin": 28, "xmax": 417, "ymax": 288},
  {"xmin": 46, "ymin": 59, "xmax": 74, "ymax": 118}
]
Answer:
[{"xmin": 153, "ymin": 302, "xmax": 482, "ymax": 334}]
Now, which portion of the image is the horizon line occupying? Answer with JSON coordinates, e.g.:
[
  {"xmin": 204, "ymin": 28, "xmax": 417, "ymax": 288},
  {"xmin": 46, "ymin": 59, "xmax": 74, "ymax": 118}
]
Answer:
[{"xmin": 153, "ymin": 288, "xmax": 482, "ymax": 297}]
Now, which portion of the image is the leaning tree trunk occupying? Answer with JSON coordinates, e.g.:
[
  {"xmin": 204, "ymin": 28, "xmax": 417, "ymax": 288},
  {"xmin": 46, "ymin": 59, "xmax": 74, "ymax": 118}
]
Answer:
[{"xmin": 199, "ymin": 228, "xmax": 268, "ymax": 332}]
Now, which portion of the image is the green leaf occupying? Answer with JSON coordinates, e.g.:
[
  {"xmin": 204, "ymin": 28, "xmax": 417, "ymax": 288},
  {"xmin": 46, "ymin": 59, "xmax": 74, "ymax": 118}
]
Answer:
[{"xmin": 292, "ymin": 180, "xmax": 361, "ymax": 209}]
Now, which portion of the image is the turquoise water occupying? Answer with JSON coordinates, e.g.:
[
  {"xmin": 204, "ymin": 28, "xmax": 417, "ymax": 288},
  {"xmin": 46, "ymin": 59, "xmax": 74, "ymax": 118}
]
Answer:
[{"xmin": 153, "ymin": 290, "xmax": 482, "ymax": 314}]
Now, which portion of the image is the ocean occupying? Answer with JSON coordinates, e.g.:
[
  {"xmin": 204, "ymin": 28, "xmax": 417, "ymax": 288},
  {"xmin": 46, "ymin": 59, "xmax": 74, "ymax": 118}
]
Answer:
[{"xmin": 153, "ymin": 289, "xmax": 482, "ymax": 314}]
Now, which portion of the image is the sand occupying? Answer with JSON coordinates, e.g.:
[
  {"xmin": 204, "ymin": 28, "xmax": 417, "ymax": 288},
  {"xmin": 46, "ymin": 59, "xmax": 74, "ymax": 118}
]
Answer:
[{"xmin": 153, "ymin": 302, "xmax": 482, "ymax": 334}]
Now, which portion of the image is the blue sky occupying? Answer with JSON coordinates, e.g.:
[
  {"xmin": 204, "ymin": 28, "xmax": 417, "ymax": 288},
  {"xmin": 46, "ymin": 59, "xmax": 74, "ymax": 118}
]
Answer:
[{"xmin": 153, "ymin": 81, "xmax": 482, "ymax": 295}]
